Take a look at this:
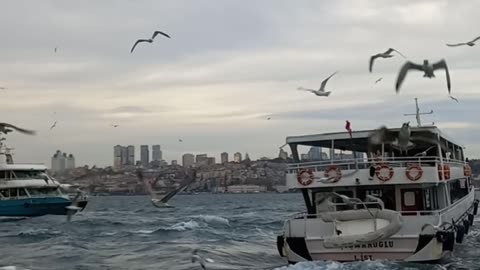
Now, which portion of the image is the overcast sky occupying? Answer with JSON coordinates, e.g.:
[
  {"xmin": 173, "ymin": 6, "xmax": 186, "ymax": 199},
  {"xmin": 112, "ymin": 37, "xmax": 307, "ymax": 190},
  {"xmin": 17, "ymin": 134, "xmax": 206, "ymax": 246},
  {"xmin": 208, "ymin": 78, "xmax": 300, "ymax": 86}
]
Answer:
[{"xmin": 1, "ymin": 0, "xmax": 480, "ymax": 167}]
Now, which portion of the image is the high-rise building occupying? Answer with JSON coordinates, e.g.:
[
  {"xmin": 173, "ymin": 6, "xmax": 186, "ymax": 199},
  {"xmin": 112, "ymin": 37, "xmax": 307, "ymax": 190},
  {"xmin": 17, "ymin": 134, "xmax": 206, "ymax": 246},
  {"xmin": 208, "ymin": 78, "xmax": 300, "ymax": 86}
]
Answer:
[
  {"xmin": 278, "ymin": 149, "xmax": 288, "ymax": 160},
  {"xmin": 221, "ymin": 152, "xmax": 228, "ymax": 164},
  {"xmin": 140, "ymin": 145, "xmax": 150, "ymax": 167},
  {"xmin": 196, "ymin": 154, "xmax": 208, "ymax": 166},
  {"xmin": 171, "ymin": 160, "xmax": 178, "ymax": 166},
  {"xmin": 244, "ymin": 153, "xmax": 250, "ymax": 161},
  {"xmin": 114, "ymin": 145, "xmax": 123, "ymax": 168},
  {"xmin": 207, "ymin": 157, "xmax": 216, "ymax": 165},
  {"xmin": 66, "ymin": 154, "xmax": 75, "ymax": 169},
  {"xmin": 126, "ymin": 145, "xmax": 135, "ymax": 166},
  {"xmin": 121, "ymin": 146, "xmax": 128, "ymax": 166},
  {"xmin": 152, "ymin": 145, "xmax": 162, "ymax": 161},
  {"xmin": 52, "ymin": 150, "xmax": 75, "ymax": 173},
  {"xmin": 182, "ymin": 153, "xmax": 195, "ymax": 168},
  {"xmin": 308, "ymin": 147, "xmax": 322, "ymax": 160},
  {"xmin": 234, "ymin": 152, "xmax": 242, "ymax": 163}
]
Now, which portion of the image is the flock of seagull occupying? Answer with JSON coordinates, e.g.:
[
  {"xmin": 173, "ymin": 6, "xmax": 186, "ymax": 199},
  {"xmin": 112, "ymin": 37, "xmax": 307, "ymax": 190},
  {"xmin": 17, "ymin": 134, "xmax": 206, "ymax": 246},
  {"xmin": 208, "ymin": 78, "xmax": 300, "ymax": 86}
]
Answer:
[{"xmin": 298, "ymin": 34, "xmax": 480, "ymax": 102}]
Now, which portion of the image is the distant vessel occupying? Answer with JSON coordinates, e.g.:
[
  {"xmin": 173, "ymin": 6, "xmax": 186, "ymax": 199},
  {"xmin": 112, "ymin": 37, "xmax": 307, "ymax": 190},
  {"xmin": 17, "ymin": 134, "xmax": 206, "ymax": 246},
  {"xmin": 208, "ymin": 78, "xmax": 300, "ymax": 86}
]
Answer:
[
  {"xmin": 0, "ymin": 137, "xmax": 87, "ymax": 217},
  {"xmin": 277, "ymin": 101, "xmax": 478, "ymax": 263}
]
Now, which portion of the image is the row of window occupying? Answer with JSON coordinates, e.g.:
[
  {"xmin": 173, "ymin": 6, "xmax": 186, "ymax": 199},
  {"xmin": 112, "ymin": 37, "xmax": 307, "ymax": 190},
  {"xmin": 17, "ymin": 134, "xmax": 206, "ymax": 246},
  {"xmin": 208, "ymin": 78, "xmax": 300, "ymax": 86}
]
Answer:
[
  {"xmin": 0, "ymin": 170, "xmax": 49, "ymax": 180},
  {"xmin": 0, "ymin": 187, "xmax": 60, "ymax": 199},
  {"xmin": 314, "ymin": 179, "xmax": 470, "ymax": 214}
]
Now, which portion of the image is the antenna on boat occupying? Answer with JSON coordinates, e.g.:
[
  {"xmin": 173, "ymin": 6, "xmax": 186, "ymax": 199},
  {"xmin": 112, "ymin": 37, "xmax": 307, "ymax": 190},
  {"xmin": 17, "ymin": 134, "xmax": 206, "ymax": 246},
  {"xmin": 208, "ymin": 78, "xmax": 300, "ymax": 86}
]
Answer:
[{"xmin": 403, "ymin": 98, "xmax": 433, "ymax": 127}]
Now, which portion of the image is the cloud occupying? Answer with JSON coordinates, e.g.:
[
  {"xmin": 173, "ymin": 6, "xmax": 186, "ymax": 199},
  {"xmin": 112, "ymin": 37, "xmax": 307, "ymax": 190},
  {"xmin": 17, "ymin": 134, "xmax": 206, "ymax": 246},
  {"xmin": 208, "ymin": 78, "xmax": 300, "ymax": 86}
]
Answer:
[{"xmin": 1, "ymin": 0, "xmax": 480, "ymax": 166}]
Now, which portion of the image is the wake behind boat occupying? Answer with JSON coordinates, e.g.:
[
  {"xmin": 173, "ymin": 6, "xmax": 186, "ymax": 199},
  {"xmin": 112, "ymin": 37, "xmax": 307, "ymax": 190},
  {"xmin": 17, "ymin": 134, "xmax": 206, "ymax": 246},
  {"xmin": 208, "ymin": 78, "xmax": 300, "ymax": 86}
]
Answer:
[{"xmin": 277, "ymin": 107, "xmax": 478, "ymax": 263}]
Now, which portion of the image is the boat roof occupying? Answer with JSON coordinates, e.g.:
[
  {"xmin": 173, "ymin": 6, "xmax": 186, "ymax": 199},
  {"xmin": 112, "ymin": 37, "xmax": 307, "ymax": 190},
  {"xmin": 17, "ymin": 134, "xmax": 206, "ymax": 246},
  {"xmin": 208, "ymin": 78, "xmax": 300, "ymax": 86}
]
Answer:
[
  {"xmin": 0, "ymin": 164, "xmax": 47, "ymax": 171},
  {"xmin": 286, "ymin": 126, "xmax": 464, "ymax": 148}
]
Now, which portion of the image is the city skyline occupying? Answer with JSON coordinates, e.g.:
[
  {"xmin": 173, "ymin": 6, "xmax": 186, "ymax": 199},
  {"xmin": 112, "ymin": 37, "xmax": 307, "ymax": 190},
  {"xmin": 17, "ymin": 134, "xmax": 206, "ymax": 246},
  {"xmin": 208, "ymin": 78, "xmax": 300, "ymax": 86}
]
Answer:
[{"xmin": 2, "ymin": 1, "xmax": 480, "ymax": 167}]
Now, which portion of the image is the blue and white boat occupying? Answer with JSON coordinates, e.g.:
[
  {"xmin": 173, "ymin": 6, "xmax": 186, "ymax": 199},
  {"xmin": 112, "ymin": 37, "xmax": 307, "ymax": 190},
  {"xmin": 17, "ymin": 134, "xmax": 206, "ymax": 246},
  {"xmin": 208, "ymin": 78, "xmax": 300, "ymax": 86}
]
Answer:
[{"xmin": 0, "ymin": 138, "xmax": 86, "ymax": 217}]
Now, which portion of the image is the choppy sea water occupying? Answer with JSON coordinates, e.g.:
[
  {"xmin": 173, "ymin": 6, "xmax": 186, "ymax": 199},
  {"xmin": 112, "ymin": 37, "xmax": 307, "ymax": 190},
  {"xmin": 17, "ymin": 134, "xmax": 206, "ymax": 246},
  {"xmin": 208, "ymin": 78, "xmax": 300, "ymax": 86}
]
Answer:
[{"xmin": 0, "ymin": 193, "xmax": 478, "ymax": 270}]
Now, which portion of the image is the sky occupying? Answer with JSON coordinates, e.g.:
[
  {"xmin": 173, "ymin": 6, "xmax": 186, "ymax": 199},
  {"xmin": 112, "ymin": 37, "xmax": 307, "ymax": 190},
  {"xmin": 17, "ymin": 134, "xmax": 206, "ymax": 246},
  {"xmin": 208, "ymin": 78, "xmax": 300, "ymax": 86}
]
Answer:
[{"xmin": 1, "ymin": 0, "xmax": 480, "ymax": 167}]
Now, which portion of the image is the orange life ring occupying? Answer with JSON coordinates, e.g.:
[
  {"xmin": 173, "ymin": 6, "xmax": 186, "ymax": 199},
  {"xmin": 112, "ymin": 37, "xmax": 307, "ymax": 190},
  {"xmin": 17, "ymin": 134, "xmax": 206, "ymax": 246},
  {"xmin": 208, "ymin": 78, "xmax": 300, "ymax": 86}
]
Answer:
[
  {"xmin": 437, "ymin": 164, "xmax": 451, "ymax": 180},
  {"xmin": 405, "ymin": 164, "xmax": 423, "ymax": 181},
  {"xmin": 464, "ymin": 164, "xmax": 472, "ymax": 177},
  {"xmin": 375, "ymin": 164, "xmax": 394, "ymax": 182},
  {"xmin": 324, "ymin": 166, "xmax": 342, "ymax": 182},
  {"xmin": 297, "ymin": 169, "xmax": 314, "ymax": 186}
]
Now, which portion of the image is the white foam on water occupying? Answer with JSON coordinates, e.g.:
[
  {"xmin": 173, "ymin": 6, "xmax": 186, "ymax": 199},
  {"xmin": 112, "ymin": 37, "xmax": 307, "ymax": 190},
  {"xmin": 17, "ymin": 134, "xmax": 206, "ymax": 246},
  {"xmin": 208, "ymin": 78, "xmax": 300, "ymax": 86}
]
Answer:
[
  {"xmin": 132, "ymin": 230, "xmax": 155, "ymax": 234},
  {"xmin": 168, "ymin": 220, "xmax": 200, "ymax": 231},
  {"xmin": 192, "ymin": 215, "xmax": 230, "ymax": 226},
  {"xmin": 0, "ymin": 266, "xmax": 32, "ymax": 270}
]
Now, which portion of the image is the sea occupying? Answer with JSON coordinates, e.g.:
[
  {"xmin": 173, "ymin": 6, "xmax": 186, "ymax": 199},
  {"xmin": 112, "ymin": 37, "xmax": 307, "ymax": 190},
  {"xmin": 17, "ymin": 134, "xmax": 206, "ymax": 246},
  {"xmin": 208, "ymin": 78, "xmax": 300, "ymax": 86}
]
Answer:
[{"xmin": 0, "ymin": 193, "xmax": 478, "ymax": 270}]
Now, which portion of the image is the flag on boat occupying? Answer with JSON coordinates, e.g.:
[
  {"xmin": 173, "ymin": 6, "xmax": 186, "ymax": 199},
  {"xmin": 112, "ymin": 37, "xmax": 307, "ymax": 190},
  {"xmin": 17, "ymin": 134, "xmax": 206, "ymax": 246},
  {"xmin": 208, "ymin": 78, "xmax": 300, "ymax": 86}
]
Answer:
[{"xmin": 345, "ymin": 120, "xmax": 352, "ymax": 138}]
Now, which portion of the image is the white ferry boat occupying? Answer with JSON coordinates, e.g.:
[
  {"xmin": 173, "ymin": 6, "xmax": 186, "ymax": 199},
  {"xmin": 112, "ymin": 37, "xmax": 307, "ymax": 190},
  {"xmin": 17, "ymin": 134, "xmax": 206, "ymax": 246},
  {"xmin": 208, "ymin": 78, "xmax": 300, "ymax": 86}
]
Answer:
[
  {"xmin": 277, "ymin": 121, "xmax": 477, "ymax": 263},
  {"xmin": 0, "ymin": 136, "xmax": 86, "ymax": 217}
]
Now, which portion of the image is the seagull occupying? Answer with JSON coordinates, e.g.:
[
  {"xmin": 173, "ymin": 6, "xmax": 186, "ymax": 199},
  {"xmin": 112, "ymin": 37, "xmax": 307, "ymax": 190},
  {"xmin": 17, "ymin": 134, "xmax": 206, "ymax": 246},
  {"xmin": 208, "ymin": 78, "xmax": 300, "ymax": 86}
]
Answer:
[
  {"xmin": 267, "ymin": 117, "xmax": 271, "ymax": 120},
  {"xmin": 374, "ymin": 77, "xmax": 383, "ymax": 84},
  {"xmin": 0, "ymin": 123, "xmax": 36, "ymax": 135},
  {"xmin": 54, "ymin": 47, "xmax": 58, "ymax": 53},
  {"xmin": 369, "ymin": 48, "xmax": 406, "ymax": 73},
  {"xmin": 66, "ymin": 191, "xmax": 83, "ymax": 222},
  {"xmin": 395, "ymin": 59, "xmax": 451, "ymax": 94},
  {"xmin": 0, "ymin": 87, "xmax": 6, "ymax": 90},
  {"xmin": 297, "ymin": 71, "xmax": 338, "ymax": 97},
  {"xmin": 178, "ymin": 139, "xmax": 183, "ymax": 142},
  {"xmin": 449, "ymin": 95, "xmax": 459, "ymax": 103},
  {"xmin": 446, "ymin": 36, "xmax": 480, "ymax": 47},
  {"xmin": 111, "ymin": 124, "xmax": 119, "ymax": 128},
  {"xmin": 49, "ymin": 121, "xmax": 57, "ymax": 130},
  {"xmin": 191, "ymin": 249, "xmax": 214, "ymax": 270},
  {"xmin": 151, "ymin": 30, "xmax": 171, "ymax": 40},
  {"xmin": 130, "ymin": 39, "xmax": 153, "ymax": 53}
]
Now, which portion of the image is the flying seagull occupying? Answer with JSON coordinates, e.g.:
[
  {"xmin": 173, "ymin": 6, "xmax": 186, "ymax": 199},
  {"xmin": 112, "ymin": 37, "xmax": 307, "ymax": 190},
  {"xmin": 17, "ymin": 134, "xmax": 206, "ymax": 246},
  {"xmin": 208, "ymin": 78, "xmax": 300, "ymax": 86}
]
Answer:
[
  {"xmin": 178, "ymin": 139, "xmax": 183, "ymax": 142},
  {"xmin": 446, "ymin": 36, "xmax": 480, "ymax": 47},
  {"xmin": 0, "ymin": 123, "xmax": 36, "ymax": 135},
  {"xmin": 374, "ymin": 77, "xmax": 383, "ymax": 84},
  {"xmin": 50, "ymin": 121, "xmax": 57, "ymax": 130},
  {"xmin": 130, "ymin": 39, "xmax": 153, "ymax": 53},
  {"xmin": 151, "ymin": 30, "xmax": 171, "ymax": 40},
  {"xmin": 369, "ymin": 48, "xmax": 406, "ymax": 73},
  {"xmin": 111, "ymin": 124, "xmax": 119, "ymax": 128},
  {"xmin": 54, "ymin": 47, "xmax": 58, "ymax": 53},
  {"xmin": 449, "ymin": 95, "xmax": 459, "ymax": 103},
  {"xmin": 395, "ymin": 59, "xmax": 451, "ymax": 94},
  {"xmin": 297, "ymin": 71, "xmax": 338, "ymax": 97},
  {"xmin": 192, "ymin": 249, "xmax": 214, "ymax": 270},
  {"xmin": 267, "ymin": 117, "xmax": 271, "ymax": 120},
  {"xmin": 0, "ymin": 87, "xmax": 6, "ymax": 90},
  {"xmin": 66, "ymin": 191, "xmax": 83, "ymax": 222}
]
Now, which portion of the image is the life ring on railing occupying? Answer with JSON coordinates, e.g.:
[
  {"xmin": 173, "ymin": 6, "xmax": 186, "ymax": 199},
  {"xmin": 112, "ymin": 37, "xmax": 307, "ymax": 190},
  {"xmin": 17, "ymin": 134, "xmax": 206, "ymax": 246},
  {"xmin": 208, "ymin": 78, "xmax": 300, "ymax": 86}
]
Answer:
[
  {"xmin": 438, "ymin": 164, "xmax": 451, "ymax": 180},
  {"xmin": 324, "ymin": 166, "xmax": 342, "ymax": 183},
  {"xmin": 464, "ymin": 164, "xmax": 472, "ymax": 177},
  {"xmin": 406, "ymin": 164, "xmax": 423, "ymax": 181},
  {"xmin": 297, "ymin": 169, "xmax": 314, "ymax": 186},
  {"xmin": 375, "ymin": 164, "xmax": 394, "ymax": 182}
]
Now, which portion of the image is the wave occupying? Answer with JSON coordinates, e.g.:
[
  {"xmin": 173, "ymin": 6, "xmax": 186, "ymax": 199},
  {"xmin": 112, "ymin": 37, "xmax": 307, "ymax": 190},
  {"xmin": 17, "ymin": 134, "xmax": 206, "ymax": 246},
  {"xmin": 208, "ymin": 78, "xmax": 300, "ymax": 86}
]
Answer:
[
  {"xmin": 167, "ymin": 220, "xmax": 200, "ymax": 231},
  {"xmin": 17, "ymin": 229, "xmax": 62, "ymax": 238},
  {"xmin": 0, "ymin": 266, "xmax": 32, "ymax": 270},
  {"xmin": 192, "ymin": 215, "xmax": 230, "ymax": 226}
]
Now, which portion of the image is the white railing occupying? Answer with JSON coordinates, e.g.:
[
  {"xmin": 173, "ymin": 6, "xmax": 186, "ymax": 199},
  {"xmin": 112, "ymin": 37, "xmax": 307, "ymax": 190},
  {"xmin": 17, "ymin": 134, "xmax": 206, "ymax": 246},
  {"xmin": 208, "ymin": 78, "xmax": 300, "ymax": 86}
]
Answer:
[{"xmin": 287, "ymin": 156, "xmax": 465, "ymax": 173}]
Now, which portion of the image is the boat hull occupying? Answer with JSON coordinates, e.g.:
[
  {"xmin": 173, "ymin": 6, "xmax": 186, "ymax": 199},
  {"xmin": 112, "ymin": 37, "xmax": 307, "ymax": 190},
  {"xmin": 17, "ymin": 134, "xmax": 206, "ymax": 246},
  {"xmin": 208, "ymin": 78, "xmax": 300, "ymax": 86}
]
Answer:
[{"xmin": 0, "ymin": 197, "xmax": 72, "ymax": 217}]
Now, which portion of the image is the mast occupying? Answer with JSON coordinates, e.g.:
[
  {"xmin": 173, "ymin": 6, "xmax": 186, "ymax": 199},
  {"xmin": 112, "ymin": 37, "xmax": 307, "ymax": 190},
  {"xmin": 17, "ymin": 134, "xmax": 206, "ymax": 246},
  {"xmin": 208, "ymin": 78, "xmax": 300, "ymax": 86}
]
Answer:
[{"xmin": 403, "ymin": 97, "xmax": 433, "ymax": 127}]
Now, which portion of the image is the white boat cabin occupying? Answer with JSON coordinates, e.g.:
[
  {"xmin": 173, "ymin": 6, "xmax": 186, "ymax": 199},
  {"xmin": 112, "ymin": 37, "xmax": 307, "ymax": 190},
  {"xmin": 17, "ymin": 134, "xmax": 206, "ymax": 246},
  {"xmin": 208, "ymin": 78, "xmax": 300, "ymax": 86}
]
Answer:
[{"xmin": 285, "ymin": 126, "xmax": 473, "ymax": 216}]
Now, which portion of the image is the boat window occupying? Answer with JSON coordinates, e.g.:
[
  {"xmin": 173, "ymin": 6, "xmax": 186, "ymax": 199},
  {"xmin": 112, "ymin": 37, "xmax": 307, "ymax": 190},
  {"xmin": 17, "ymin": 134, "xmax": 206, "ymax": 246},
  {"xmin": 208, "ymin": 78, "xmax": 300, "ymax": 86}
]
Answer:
[
  {"xmin": 423, "ymin": 187, "xmax": 438, "ymax": 211},
  {"xmin": 449, "ymin": 179, "xmax": 469, "ymax": 204},
  {"xmin": 333, "ymin": 190, "xmax": 354, "ymax": 211},
  {"xmin": 18, "ymin": 188, "xmax": 27, "ymax": 197},
  {"xmin": 11, "ymin": 170, "xmax": 48, "ymax": 180},
  {"xmin": 0, "ymin": 189, "xmax": 9, "ymax": 198},
  {"xmin": 0, "ymin": 171, "xmax": 5, "ymax": 179},
  {"xmin": 357, "ymin": 186, "xmax": 396, "ymax": 210},
  {"xmin": 401, "ymin": 189, "xmax": 424, "ymax": 215}
]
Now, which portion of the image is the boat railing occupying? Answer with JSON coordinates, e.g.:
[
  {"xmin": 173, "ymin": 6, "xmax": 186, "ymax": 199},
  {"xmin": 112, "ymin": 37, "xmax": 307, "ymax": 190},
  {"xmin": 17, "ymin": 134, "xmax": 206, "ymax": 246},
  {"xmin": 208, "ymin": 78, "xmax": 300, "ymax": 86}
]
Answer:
[{"xmin": 287, "ymin": 156, "xmax": 465, "ymax": 173}]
